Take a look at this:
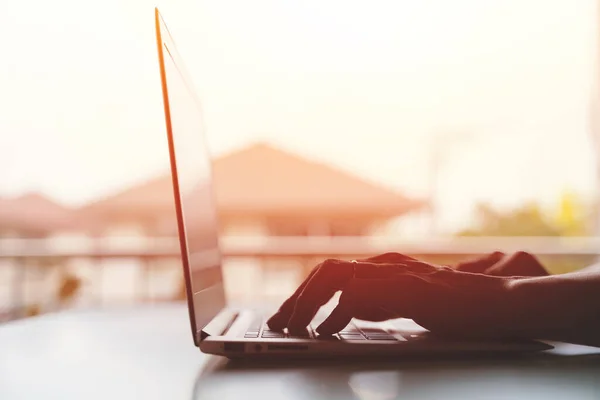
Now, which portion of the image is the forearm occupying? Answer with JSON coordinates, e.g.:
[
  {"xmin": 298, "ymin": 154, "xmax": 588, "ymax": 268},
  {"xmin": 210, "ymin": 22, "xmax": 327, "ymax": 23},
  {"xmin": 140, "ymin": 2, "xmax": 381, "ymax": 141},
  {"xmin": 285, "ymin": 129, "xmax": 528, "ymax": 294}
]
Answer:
[{"xmin": 507, "ymin": 270, "xmax": 600, "ymax": 346}]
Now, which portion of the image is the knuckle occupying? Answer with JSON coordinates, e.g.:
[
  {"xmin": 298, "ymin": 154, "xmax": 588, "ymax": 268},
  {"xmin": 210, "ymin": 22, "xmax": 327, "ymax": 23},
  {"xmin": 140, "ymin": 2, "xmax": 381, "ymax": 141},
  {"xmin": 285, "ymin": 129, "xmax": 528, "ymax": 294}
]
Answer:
[
  {"xmin": 381, "ymin": 252, "xmax": 402, "ymax": 259},
  {"xmin": 514, "ymin": 251, "xmax": 539, "ymax": 264},
  {"xmin": 321, "ymin": 258, "xmax": 345, "ymax": 272},
  {"xmin": 319, "ymin": 258, "xmax": 355, "ymax": 282},
  {"xmin": 380, "ymin": 252, "xmax": 412, "ymax": 262}
]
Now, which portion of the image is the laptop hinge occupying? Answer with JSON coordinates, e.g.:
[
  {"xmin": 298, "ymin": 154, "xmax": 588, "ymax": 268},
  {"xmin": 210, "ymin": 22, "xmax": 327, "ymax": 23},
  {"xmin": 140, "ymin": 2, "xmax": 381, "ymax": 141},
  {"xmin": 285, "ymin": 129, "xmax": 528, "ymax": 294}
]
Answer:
[
  {"xmin": 199, "ymin": 330, "xmax": 209, "ymax": 342},
  {"xmin": 197, "ymin": 309, "xmax": 240, "ymax": 342}
]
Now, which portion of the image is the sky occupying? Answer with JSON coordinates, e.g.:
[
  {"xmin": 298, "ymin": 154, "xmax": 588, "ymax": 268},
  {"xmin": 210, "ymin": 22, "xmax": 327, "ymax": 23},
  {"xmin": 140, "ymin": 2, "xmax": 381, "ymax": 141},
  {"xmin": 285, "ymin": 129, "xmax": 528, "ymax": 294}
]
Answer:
[{"xmin": 0, "ymin": 0, "xmax": 599, "ymax": 232}]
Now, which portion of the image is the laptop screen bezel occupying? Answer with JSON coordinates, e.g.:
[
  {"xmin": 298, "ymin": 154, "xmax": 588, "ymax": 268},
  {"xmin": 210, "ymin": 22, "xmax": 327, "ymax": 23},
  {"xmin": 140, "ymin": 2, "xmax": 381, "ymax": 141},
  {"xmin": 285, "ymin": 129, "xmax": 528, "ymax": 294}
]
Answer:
[{"xmin": 154, "ymin": 8, "xmax": 226, "ymax": 346}]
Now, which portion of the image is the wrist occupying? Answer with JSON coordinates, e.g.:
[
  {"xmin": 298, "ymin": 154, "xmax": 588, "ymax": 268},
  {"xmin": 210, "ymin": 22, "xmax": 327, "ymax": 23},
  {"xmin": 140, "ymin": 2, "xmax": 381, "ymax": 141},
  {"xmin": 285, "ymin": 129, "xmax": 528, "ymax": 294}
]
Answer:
[
  {"xmin": 504, "ymin": 275, "xmax": 574, "ymax": 339},
  {"xmin": 506, "ymin": 274, "xmax": 600, "ymax": 345},
  {"xmin": 473, "ymin": 273, "xmax": 519, "ymax": 337},
  {"xmin": 433, "ymin": 269, "xmax": 517, "ymax": 337}
]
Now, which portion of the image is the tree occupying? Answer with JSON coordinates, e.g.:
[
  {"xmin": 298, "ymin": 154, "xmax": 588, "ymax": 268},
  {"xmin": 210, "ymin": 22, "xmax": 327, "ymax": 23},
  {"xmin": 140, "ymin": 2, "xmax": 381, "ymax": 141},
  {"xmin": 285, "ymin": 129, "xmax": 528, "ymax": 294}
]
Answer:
[
  {"xmin": 457, "ymin": 195, "xmax": 595, "ymax": 274},
  {"xmin": 459, "ymin": 203, "xmax": 562, "ymax": 237}
]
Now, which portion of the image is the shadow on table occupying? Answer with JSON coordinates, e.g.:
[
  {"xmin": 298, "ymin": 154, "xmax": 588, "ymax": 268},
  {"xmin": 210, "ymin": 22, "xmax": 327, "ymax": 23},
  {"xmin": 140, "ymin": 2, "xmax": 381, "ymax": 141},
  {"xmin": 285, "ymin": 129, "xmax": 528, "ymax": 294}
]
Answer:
[{"xmin": 191, "ymin": 352, "xmax": 600, "ymax": 400}]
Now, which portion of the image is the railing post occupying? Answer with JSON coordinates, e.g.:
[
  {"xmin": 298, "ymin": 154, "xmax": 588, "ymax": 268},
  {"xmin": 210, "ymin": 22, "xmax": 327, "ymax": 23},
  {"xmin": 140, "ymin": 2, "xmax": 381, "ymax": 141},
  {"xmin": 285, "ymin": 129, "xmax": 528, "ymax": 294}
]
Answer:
[
  {"xmin": 96, "ymin": 259, "xmax": 104, "ymax": 306},
  {"xmin": 138, "ymin": 256, "xmax": 152, "ymax": 303},
  {"xmin": 94, "ymin": 235, "xmax": 105, "ymax": 306},
  {"xmin": 11, "ymin": 258, "xmax": 26, "ymax": 320}
]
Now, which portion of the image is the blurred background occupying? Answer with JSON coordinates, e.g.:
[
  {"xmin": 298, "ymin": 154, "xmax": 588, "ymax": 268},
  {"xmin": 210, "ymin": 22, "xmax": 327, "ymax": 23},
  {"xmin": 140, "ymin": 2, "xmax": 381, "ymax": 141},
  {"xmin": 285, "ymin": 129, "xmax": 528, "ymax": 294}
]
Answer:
[{"xmin": 2, "ymin": 0, "xmax": 600, "ymax": 322}]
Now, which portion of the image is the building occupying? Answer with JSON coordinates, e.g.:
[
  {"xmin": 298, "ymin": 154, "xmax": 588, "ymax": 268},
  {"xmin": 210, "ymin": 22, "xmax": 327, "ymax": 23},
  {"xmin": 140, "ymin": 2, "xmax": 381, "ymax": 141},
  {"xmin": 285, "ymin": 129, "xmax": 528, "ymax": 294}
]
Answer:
[
  {"xmin": 79, "ymin": 142, "xmax": 424, "ymax": 300},
  {"xmin": 0, "ymin": 193, "xmax": 91, "ymax": 317},
  {"xmin": 81, "ymin": 142, "xmax": 423, "ymax": 238},
  {"xmin": 0, "ymin": 193, "xmax": 80, "ymax": 238}
]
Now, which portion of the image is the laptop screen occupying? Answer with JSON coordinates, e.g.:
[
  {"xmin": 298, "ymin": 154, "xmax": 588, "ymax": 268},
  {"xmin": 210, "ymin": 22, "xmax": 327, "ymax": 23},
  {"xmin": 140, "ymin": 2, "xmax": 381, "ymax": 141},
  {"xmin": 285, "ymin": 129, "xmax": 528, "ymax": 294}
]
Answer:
[{"xmin": 155, "ymin": 9, "xmax": 226, "ymax": 344}]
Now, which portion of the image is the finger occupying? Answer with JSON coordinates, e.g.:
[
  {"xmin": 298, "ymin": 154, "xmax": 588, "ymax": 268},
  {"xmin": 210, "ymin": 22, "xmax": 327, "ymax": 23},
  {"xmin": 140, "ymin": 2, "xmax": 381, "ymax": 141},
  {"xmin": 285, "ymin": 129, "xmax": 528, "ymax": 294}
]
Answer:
[
  {"xmin": 317, "ymin": 304, "xmax": 397, "ymax": 335},
  {"xmin": 267, "ymin": 265, "xmax": 321, "ymax": 330},
  {"xmin": 314, "ymin": 304, "xmax": 352, "ymax": 335},
  {"xmin": 286, "ymin": 259, "xmax": 357, "ymax": 332},
  {"xmin": 358, "ymin": 252, "xmax": 418, "ymax": 264},
  {"xmin": 353, "ymin": 260, "xmax": 408, "ymax": 279},
  {"xmin": 455, "ymin": 251, "xmax": 505, "ymax": 274},
  {"xmin": 316, "ymin": 278, "xmax": 406, "ymax": 335},
  {"xmin": 396, "ymin": 259, "xmax": 447, "ymax": 275},
  {"xmin": 270, "ymin": 259, "xmax": 408, "ymax": 331},
  {"xmin": 485, "ymin": 251, "xmax": 548, "ymax": 277}
]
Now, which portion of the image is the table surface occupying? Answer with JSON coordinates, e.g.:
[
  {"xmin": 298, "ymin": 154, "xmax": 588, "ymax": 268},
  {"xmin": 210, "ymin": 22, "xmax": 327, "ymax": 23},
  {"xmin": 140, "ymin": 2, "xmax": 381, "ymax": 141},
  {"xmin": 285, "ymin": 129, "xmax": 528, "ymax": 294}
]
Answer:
[{"xmin": 1, "ymin": 303, "xmax": 600, "ymax": 400}]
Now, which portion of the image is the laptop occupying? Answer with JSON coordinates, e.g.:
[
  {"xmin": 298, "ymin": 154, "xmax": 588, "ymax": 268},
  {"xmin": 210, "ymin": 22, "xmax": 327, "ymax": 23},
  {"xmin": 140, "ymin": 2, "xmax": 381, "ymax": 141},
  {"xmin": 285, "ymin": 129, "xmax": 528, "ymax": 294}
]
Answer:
[{"xmin": 154, "ymin": 8, "xmax": 551, "ymax": 358}]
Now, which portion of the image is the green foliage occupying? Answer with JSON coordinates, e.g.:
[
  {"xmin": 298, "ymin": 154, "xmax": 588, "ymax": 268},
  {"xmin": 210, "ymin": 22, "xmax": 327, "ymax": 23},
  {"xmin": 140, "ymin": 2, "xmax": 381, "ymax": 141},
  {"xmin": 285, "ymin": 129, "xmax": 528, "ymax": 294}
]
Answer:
[
  {"xmin": 457, "ymin": 198, "xmax": 595, "ymax": 273},
  {"xmin": 459, "ymin": 203, "xmax": 564, "ymax": 237}
]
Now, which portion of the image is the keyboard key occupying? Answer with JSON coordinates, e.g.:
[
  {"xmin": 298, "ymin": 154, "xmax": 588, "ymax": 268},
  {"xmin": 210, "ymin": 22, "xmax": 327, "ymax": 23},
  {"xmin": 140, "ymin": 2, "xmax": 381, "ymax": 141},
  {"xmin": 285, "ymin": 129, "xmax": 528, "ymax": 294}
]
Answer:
[
  {"xmin": 261, "ymin": 331, "xmax": 285, "ymax": 338},
  {"xmin": 316, "ymin": 334, "xmax": 339, "ymax": 341},
  {"xmin": 365, "ymin": 334, "xmax": 397, "ymax": 340},
  {"xmin": 244, "ymin": 333, "xmax": 259, "ymax": 338},
  {"xmin": 340, "ymin": 326, "xmax": 361, "ymax": 334},
  {"xmin": 292, "ymin": 327, "xmax": 310, "ymax": 334},
  {"xmin": 364, "ymin": 331, "xmax": 392, "ymax": 336},
  {"xmin": 360, "ymin": 327, "xmax": 387, "ymax": 333},
  {"xmin": 288, "ymin": 329, "xmax": 311, "ymax": 338},
  {"xmin": 339, "ymin": 333, "xmax": 367, "ymax": 340}
]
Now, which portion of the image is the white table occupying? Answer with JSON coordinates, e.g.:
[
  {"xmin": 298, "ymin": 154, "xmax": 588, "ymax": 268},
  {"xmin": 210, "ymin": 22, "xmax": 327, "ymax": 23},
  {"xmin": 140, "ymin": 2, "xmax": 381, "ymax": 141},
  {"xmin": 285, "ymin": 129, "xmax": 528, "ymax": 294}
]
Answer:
[{"xmin": 1, "ymin": 303, "xmax": 599, "ymax": 400}]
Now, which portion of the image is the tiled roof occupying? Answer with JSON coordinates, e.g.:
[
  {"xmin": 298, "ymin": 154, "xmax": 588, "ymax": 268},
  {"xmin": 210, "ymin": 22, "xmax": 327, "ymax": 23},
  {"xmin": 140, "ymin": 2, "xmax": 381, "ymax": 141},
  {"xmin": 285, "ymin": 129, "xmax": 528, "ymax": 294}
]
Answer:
[
  {"xmin": 83, "ymin": 142, "xmax": 423, "ymax": 219},
  {"xmin": 0, "ymin": 193, "xmax": 78, "ymax": 236}
]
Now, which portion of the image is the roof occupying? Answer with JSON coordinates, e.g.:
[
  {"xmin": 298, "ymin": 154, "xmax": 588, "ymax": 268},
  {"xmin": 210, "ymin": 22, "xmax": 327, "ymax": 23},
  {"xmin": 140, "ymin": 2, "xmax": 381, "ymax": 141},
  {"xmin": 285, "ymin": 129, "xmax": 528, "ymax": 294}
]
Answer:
[
  {"xmin": 82, "ymin": 142, "xmax": 423, "ymax": 221},
  {"xmin": 0, "ymin": 193, "xmax": 80, "ymax": 236},
  {"xmin": 213, "ymin": 143, "xmax": 421, "ymax": 217}
]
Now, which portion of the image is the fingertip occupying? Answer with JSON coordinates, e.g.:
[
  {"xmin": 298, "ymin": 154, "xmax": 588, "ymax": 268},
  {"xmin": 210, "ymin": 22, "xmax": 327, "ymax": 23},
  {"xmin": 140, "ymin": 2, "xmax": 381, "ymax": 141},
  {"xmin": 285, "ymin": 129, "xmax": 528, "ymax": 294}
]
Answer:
[
  {"xmin": 266, "ymin": 312, "xmax": 288, "ymax": 331},
  {"xmin": 286, "ymin": 301, "xmax": 320, "ymax": 333},
  {"xmin": 315, "ymin": 323, "xmax": 337, "ymax": 336},
  {"xmin": 315, "ymin": 307, "xmax": 352, "ymax": 335}
]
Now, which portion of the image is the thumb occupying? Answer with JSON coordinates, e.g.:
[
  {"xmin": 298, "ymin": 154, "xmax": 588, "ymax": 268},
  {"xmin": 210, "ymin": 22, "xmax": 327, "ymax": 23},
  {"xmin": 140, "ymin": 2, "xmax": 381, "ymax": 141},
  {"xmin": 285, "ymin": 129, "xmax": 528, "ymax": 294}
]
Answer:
[
  {"xmin": 484, "ymin": 251, "xmax": 548, "ymax": 277},
  {"xmin": 315, "ymin": 278, "xmax": 401, "ymax": 335},
  {"xmin": 455, "ymin": 251, "xmax": 505, "ymax": 274}
]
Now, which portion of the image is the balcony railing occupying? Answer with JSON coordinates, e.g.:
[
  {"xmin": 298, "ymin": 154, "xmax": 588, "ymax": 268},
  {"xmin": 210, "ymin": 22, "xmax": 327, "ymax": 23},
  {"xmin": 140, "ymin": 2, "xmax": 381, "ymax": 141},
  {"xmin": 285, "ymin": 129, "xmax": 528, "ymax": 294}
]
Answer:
[{"xmin": 1, "ymin": 236, "xmax": 599, "ymax": 322}]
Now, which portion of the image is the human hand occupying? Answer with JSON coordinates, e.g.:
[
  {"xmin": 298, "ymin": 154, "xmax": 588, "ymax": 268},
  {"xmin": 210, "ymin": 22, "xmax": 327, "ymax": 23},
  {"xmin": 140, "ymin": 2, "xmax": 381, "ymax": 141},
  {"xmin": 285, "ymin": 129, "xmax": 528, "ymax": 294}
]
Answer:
[
  {"xmin": 345, "ymin": 250, "xmax": 548, "ymax": 277},
  {"xmin": 267, "ymin": 254, "xmax": 514, "ymax": 338},
  {"xmin": 266, "ymin": 253, "xmax": 414, "ymax": 334},
  {"xmin": 455, "ymin": 251, "xmax": 549, "ymax": 277}
]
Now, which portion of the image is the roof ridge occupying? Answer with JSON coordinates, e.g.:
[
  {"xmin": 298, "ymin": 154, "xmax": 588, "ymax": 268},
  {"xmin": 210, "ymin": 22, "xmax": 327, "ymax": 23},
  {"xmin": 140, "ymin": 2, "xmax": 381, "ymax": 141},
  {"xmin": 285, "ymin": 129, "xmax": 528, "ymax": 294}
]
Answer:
[{"xmin": 215, "ymin": 141, "xmax": 409, "ymax": 199}]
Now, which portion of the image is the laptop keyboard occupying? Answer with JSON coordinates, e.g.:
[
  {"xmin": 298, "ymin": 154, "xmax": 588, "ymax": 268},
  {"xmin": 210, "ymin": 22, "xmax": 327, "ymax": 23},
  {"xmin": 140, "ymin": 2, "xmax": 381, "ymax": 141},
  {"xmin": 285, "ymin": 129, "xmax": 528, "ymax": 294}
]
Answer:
[{"xmin": 244, "ymin": 317, "xmax": 398, "ymax": 341}]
